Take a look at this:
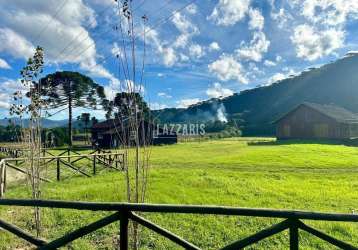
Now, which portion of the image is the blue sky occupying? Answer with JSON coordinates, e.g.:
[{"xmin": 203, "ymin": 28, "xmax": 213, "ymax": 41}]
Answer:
[{"xmin": 0, "ymin": 0, "xmax": 358, "ymax": 120}]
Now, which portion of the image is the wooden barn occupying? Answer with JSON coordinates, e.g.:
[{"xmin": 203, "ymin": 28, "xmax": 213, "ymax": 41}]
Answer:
[
  {"xmin": 91, "ymin": 119, "xmax": 177, "ymax": 148},
  {"xmin": 275, "ymin": 102, "xmax": 358, "ymax": 140}
]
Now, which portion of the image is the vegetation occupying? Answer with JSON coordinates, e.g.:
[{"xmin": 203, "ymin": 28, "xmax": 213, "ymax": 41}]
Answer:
[
  {"xmin": 36, "ymin": 71, "xmax": 106, "ymax": 146},
  {"xmin": 154, "ymin": 54, "xmax": 358, "ymax": 135},
  {"xmin": 1, "ymin": 138, "xmax": 357, "ymax": 249}
]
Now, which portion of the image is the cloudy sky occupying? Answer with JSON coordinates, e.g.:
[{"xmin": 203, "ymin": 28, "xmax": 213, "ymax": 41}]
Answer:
[{"xmin": 0, "ymin": 0, "xmax": 358, "ymax": 119}]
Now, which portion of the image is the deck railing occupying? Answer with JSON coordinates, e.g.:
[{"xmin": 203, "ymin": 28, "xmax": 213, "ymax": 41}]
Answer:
[{"xmin": 0, "ymin": 199, "xmax": 357, "ymax": 249}]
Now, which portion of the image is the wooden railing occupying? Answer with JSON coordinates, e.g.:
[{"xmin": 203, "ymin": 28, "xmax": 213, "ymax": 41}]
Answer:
[
  {"xmin": 0, "ymin": 151, "xmax": 125, "ymax": 197},
  {"xmin": 0, "ymin": 199, "xmax": 356, "ymax": 249}
]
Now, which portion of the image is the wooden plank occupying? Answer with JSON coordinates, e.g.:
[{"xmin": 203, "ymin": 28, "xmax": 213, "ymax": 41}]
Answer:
[
  {"xmin": 58, "ymin": 159, "xmax": 91, "ymax": 177},
  {"xmin": 0, "ymin": 218, "xmax": 47, "ymax": 246},
  {"xmin": 130, "ymin": 212, "xmax": 200, "ymax": 250},
  {"xmin": 120, "ymin": 211, "xmax": 129, "ymax": 250},
  {"xmin": 289, "ymin": 219, "xmax": 299, "ymax": 250},
  {"xmin": 3, "ymin": 152, "xmax": 124, "ymax": 161},
  {"xmin": 220, "ymin": 219, "xmax": 290, "ymax": 250},
  {"xmin": 5, "ymin": 162, "xmax": 51, "ymax": 183},
  {"xmin": 39, "ymin": 212, "xmax": 120, "ymax": 249},
  {"xmin": 0, "ymin": 199, "xmax": 357, "ymax": 222},
  {"xmin": 298, "ymin": 221, "xmax": 358, "ymax": 249}
]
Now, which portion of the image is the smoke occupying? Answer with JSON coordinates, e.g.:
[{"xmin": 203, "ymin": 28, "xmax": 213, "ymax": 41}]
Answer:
[
  {"xmin": 176, "ymin": 100, "xmax": 229, "ymax": 123},
  {"xmin": 216, "ymin": 104, "xmax": 228, "ymax": 123}
]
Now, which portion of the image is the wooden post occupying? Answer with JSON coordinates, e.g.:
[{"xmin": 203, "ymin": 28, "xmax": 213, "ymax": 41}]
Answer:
[
  {"xmin": 0, "ymin": 164, "xmax": 3, "ymax": 198},
  {"xmin": 93, "ymin": 155, "xmax": 96, "ymax": 175},
  {"xmin": 3, "ymin": 164, "xmax": 6, "ymax": 194},
  {"xmin": 289, "ymin": 220, "xmax": 299, "ymax": 250},
  {"xmin": 56, "ymin": 158, "xmax": 60, "ymax": 181},
  {"xmin": 120, "ymin": 210, "xmax": 129, "ymax": 250},
  {"xmin": 15, "ymin": 151, "xmax": 18, "ymax": 165}
]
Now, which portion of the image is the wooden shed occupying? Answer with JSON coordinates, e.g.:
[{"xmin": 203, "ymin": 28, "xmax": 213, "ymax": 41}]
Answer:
[
  {"xmin": 275, "ymin": 102, "xmax": 358, "ymax": 139},
  {"xmin": 91, "ymin": 119, "xmax": 177, "ymax": 148}
]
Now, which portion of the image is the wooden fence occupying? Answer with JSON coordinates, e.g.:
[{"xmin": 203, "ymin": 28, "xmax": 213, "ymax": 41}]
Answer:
[
  {"xmin": 0, "ymin": 151, "xmax": 125, "ymax": 197},
  {"xmin": 0, "ymin": 199, "xmax": 357, "ymax": 249}
]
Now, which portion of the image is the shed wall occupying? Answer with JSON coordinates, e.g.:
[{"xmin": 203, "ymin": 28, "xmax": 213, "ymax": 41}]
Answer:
[{"xmin": 276, "ymin": 105, "xmax": 349, "ymax": 139}]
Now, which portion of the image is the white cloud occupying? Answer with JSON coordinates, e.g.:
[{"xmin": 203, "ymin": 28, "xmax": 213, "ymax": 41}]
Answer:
[
  {"xmin": 104, "ymin": 79, "xmax": 145, "ymax": 101},
  {"xmin": 271, "ymin": 8, "xmax": 292, "ymax": 29},
  {"xmin": 236, "ymin": 31, "xmax": 270, "ymax": 62},
  {"xmin": 162, "ymin": 47, "xmax": 178, "ymax": 67},
  {"xmin": 0, "ymin": 0, "xmax": 119, "ymax": 84},
  {"xmin": 0, "ymin": 94, "xmax": 10, "ymax": 109},
  {"xmin": 150, "ymin": 102, "xmax": 168, "ymax": 110},
  {"xmin": 0, "ymin": 78, "xmax": 29, "ymax": 109},
  {"xmin": 173, "ymin": 34, "xmax": 190, "ymax": 48},
  {"xmin": 208, "ymin": 54, "xmax": 248, "ymax": 84},
  {"xmin": 189, "ymin": 44, "xmax": 205, "ymax": 59},
  {"xmin": 111, "ymin": 42, "xmax": 121, "ymax": 57},
  {"xmin": 179, "ymin": 53, "xmax": 189, "ymax": 62},
  {"xmin": 177, "ymin": 98, "xmax": 201, "ymax": 108},
  {"xmin": 0, "ymin": 28, "xmax": 34, "ymax": 59},
  {"xmin": 172, "ymin": 12, "xmax": 198, "ymax": 34},
  {"xmin": 206, "ymin": 82, "xmax": 234, "ymax": 98},
  {"xmin": 267, "ymin": 69, "xmax": 298, "ymax": 85},
  {"xmin": 248, "ymin": 8, "xmax": 264, "ymax": 30},
  {"xmin": 186, "ymin": 4, "xmax": 198, "ymax": 15},
  {"xmin": 291, "ymin": 24, "xmax": 344, "ymax": 61},
  {"xmin": 267, "ymin": 73, "xmax": 286, "ymax": 84},
  {"xmin": 209, "ymin": 42, "xmax": 220, "ymax": 51},
  {"xmin": 0, "ymin": 58, "xmax": 11, "ymax": 69},
  {"xmin": 264, "ymin": 60, "xmax": 276, "ymax": 67},
  {"xmin": 157, "ymin": 92, "xmax": 172, "ymax": 99},
  {"xmin": 209, "ymin": 0, "xmax": 251, "ymax": 26},
  {"xmin": 301, "ymin": 0, "xmax": 358, "ymax": 26}
]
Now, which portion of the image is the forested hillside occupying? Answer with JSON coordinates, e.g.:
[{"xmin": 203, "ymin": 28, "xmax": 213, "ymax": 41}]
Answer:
[{"xmin": 154, "ymin": 54, "xmax": 358, "ymax": 135}]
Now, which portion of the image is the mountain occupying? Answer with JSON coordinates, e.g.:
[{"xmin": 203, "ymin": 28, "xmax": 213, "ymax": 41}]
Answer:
[
  {"xmin": 0, "ymin": 118, "xmax": 94, "ymax": 129},
  {"xmin": 154, "ymin": 54, "xmax": 358, "ymax": 135},
  {"xmin": 0, "ymin": 118, "xmax": 69, "ymax": 128}
]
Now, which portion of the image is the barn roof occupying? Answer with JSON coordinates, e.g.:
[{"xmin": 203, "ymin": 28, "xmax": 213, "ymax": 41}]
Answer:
[
  {"xmin": 92, "ymin": 119, "xmax": 121, "ymax": 129},
  {"xmin": 275, "ymin": 102, "xmax": 358, "ymax": 124}
]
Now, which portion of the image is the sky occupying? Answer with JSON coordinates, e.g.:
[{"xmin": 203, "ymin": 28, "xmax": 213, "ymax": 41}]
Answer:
[{"xmin": 0, "ymin": 0, "xmax": 358, "ymax": 120}]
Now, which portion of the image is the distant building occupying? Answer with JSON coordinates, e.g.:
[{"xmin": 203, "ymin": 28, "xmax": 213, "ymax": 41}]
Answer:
[
  {"xmin": 91, "ymin": 119, "xmax": 177, "ymax": 148},
  {"xmin": 275, "ymin": 102, "xmax": 358, "ymax": 139}
]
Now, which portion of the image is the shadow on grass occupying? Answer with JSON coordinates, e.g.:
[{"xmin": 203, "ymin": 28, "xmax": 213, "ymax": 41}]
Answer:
[{"xmin": 248, "ymin": 138, "xmax": 358, "ymax": 147}]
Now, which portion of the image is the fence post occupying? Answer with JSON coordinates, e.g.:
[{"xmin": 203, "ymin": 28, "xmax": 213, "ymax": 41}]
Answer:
[
  {"xmin": 289, "ymin": 219, "xmax": 299, "ymax": 250},
  {"xmin": 0, "ymin": 164, "xmax": 3, "ymax": 198},
  {"xmin": 120, "ymin": 210, "xmax": 129, "ymax": 250},
  {"xmin": 93, "ymin": 155, "xmax": 96, "ymax": 175},
  {"xmin": 56, "ymin": 158, "xmax": 60, "ymax": 181}
]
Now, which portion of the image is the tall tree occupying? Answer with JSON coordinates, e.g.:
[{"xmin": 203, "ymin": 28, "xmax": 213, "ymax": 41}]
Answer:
[
  {"xmin": 35, "ymin": 71, "xmax": 106, "ymax": 146},
  {"xmin": 105, "ymin": 92, "xmax": 150, "ymax": 119},
  {"xmin": 77, "ymin": 112, "xmax": 90, "ymax": 143}
]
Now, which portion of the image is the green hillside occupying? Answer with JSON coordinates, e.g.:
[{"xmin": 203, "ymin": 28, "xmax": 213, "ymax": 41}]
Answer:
[{"xmin": 154, "ymin": 54, "xmax": 358, "ymax": 135}]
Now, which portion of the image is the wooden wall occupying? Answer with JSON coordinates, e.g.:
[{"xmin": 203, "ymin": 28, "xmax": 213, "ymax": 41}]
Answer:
[{"xmin": 276, "ymin": 105, "xmax": 349, "ymax": 139}]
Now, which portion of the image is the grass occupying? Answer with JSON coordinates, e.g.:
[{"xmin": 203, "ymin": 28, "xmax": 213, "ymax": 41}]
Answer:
[{"xmin": 0, "ymin": 138, "xmax": 358, "ymax": 249}]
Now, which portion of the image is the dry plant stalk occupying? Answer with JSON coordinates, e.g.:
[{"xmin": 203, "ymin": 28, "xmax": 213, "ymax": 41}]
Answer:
[
  {"xmin": 112, "ymin": 1, "xmax": 152, "ymax": 249},
  {"xmin": 10, "ymin": 46, "xmax": 45, "ymax": 236}
]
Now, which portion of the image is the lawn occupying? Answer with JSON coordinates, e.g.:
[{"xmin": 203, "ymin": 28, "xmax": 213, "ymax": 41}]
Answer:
[{"xmin": 0, "ymin": 138, "xmax": 358, "ymax": 249}]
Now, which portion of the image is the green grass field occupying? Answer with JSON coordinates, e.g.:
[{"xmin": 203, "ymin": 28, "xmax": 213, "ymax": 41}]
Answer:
[{"xmin": 1, "ymin": 138, "xmax": 358, "ymax": 249}]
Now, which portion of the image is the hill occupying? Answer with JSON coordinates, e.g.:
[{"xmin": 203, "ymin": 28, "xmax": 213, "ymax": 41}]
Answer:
[
  {"xmin": 154, "ymin": 54, "xmax": 358, "ymax": 135},
  {"xmin": 0, "ymin": 118, "xmax": 68, "ymax": 128},
  {"xmin": 0, "ymin": 118, "xmax": 95, "ymax": 129}
]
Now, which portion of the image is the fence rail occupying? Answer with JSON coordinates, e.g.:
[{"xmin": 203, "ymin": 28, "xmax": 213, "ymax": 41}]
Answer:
[
  {"xmin": 0, "ymin": 149, "xmax": 125, "ymax": 197},
  {"xmin": 0, "ymin": 199, "xmax": 356, "ymax": 249}
]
